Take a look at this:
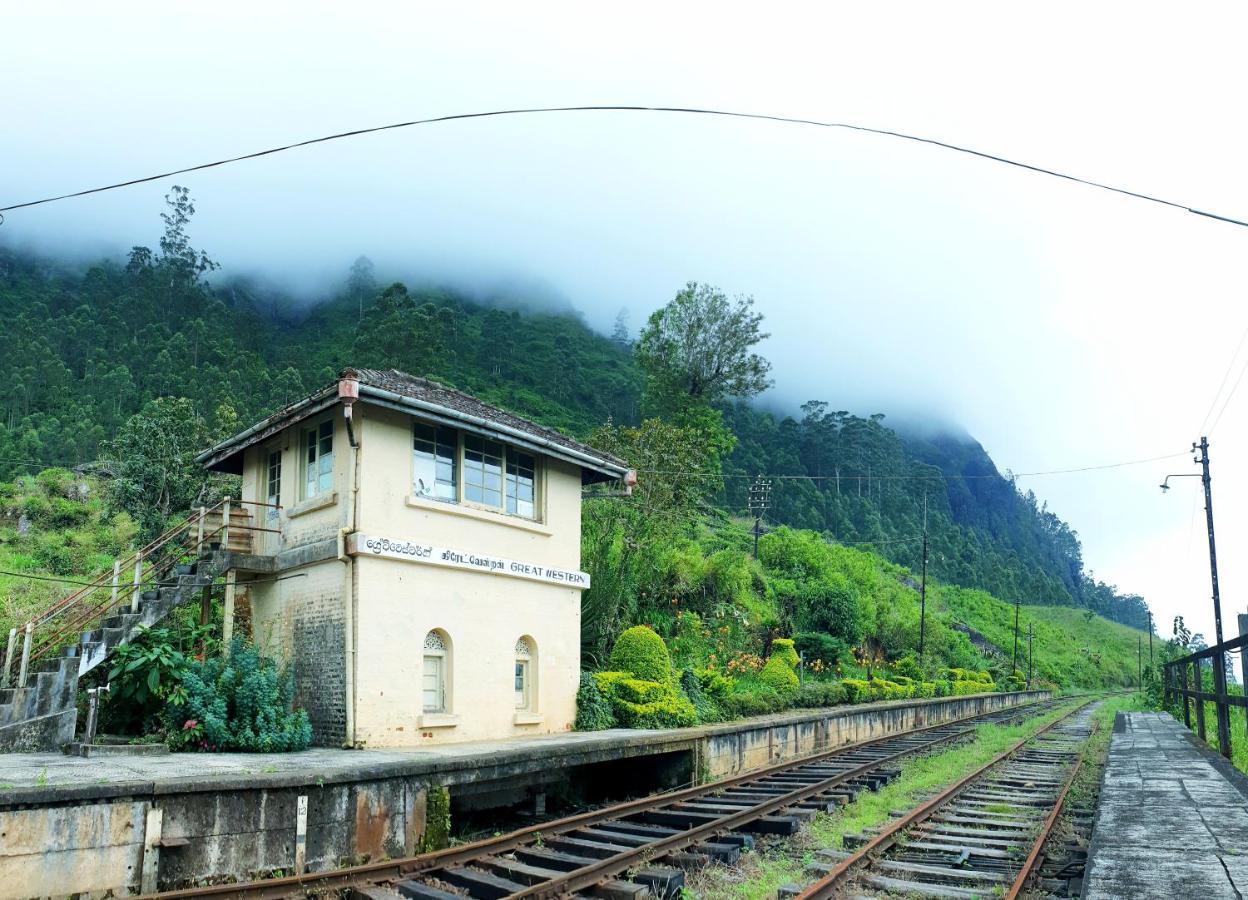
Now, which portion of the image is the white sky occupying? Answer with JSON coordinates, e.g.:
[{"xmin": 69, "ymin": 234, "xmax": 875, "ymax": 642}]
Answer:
[{"xmin": 4, "ymin": 2, "xmax": 1248, "ymax": 643}]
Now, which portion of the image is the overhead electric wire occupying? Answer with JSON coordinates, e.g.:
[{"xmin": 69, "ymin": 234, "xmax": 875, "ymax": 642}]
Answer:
[
  {"xmin": 1197, "ymin": 318, "xmax": 1248, "ymax": 436},
  {"xmin": 635, "ymin": 450, "xmax": 1188, "ymax": 481},
  {"xmin": 1, "ymin": 105, "xmax": 1246, "ymax": 228}
]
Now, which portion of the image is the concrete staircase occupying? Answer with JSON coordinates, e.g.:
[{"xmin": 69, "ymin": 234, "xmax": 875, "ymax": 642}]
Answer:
[
  {"xmin": 0, "ymin": 501, "xmax": 256, "ymax": 752},
  {"xmin": 0, "ymin": 552, "xmax": 240, "ymax": 751}
]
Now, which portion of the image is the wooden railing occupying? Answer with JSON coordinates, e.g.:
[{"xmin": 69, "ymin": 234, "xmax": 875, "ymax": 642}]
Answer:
[
  {"xmin": 1163, "ymin": 632, "xmax": 1246, "ymax": 760},
  {"xmin": 1, "ymin": 498, "xmax": 280, "ymax": 691}
]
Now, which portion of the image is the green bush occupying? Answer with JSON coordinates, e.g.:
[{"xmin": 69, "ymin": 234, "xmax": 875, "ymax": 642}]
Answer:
[
  {"xmin": 794, "ymin": 631, "xmax": 847, "ymax": 666},
  {"xmin": 891, "ymin": 654, "xmax": 922, "ymax": 681},
  {"xmin": 770, "ymin": 638, "xmax": 800, "ymax": 668},
  {"xmin": 609, "ymin": 626, "xmax": 672, "ymax": 683},
  {"xmin": 794, "ymin": 681, "xmax": 845, "ymax": 708},
  {"xmin": 723, "ymin": 687, "xmax": 784, "ymax": 718},
  {"xmin": 695, "ymin": 668, "xmax": 733, "ymax": 702},
  {"xmin": 1002, "ymin": 669, "xmax": 1027, "ymax": 692},
  {"xmin": 869, "ymin": 678, "xmax": 912, "ymax": 700},
  {"xmin": 759, "ymin": 654, "xmax": 799, "ymax": 693},
  {"xmin": 840, "ymin": 678, "xmax": 870, "ymax": 703},
  {"xmin": 916, "ymin": 681, "xmax": 937, "ymax": 698},
  {"xmin": 612, "ymin": 689, "xmax": 698, "ymax": 729},
  {"xmin": 616, "ymin": 678, "xmax": 670, "ymax": 704},
  {"xmin": 933, "ymin": 679, "xmax": 952, "ymax": 697},
  {"xmin": 679, "ymin": 668, "xmax": 721, "ymax": 723},
  {"xmin": 163, "ymin": 640, "xmax": 312, "ymax": 752},
  {"xmin": 951, "ymin": 678, "xmax": 994, "ymax": 695},
  {"xmin": 575, "ymin": 672, "xmax": 615, "ymax": 730}
]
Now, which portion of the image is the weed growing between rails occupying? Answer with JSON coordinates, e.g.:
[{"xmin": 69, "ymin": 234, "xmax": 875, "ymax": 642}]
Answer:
[{"xmin": 681, "ymin": 699, "xmax": 1092, "ymax": 899}]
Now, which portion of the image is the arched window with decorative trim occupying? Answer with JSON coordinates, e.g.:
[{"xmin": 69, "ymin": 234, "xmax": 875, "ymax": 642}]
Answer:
[
  {"xmin": 423, "ymin": 630, "xmax": 451, "ymax": 714},
  {"xmin": 514, "ymin": 636, "xmax": 536, "ymax": 711}
]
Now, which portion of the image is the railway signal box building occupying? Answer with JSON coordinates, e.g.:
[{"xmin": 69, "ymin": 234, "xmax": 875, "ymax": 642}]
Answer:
[{"xmin": 197, "ymin": 368, "xmax": 631, "ymax": 747}]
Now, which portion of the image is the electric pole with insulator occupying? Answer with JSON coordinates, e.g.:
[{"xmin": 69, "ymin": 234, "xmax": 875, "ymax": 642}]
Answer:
[
  {"xmin": 748, "ymin": 475, "xmax": 772, "ymax": 558},
  {"xmin": 919, "ymin": 494, "xmax": 929, "ymax": 660}
]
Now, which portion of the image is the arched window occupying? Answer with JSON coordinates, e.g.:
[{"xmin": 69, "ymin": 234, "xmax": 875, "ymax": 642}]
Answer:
[
  {"xmin": 423, "ymin": 630, "xmax": 451, "ymax": 714},
  {"xmin": 514, "ymin": 636, "xmax": 536, "ymax": 711}
]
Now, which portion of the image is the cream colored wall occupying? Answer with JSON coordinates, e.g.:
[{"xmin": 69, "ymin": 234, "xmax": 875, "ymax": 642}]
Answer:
[
  {"xmin": 238, "ymin": 401, "xmax": 588, "ymax": 747},
  {"xmin": 352, "ymin": 555, "xmax": 580, "ymax": 745}
]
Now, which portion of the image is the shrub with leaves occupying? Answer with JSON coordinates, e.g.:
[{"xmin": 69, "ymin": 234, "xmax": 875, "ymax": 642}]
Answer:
[
  {"xmin": 759, "ymin": 654, "xmax": 799, "ymax": 693},
  {"xmin": 679, "ymin": 668, "xmax": 722, "ymax": 723},
  {"xmin": 769, "ymin": 638, "xmax": 800, "ymax": 668},
  {"xmin": 608, "ymin": 625, "xmax": 672, "ymax": 683},
  {"xmin": 574, "ymin": 672, "xmax": 615, "ymax": 731},
  {"xmin": 163, "ymin": 640, "xmax": 311, "ymax": 752}
]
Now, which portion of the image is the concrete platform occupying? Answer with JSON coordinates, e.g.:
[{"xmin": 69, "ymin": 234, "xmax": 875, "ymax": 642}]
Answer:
[
  {"xmin": 1084, "ymin": 711, "xmax": 1248, "ymax": 900},
  {"xmin": 0, "ymin": 690, "xmax": 1047, "ymax": 897}
]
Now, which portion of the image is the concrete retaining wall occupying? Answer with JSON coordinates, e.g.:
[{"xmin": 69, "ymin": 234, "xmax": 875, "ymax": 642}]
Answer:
[{"xmin": 0, "ymin": 690, "xmax": 1049, "ymax": 896}]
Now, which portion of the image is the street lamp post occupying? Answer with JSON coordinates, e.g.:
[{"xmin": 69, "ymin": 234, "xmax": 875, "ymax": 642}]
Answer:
[{"xmin": 1161, "ymin": 437, "xmax": 1232, "ymax": 758}]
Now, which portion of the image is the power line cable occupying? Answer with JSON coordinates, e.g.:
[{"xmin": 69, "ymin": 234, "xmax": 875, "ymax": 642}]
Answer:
[
  {"xmin": 1, "ymin": 105, "xmax": 1246, "ymax": 228},
  {"xmin": 636, "ymin": 450, "xmax": 1187, "ymax": 481},
  {"xmin": 1197, "ymin": 319, "xmax": 1248, "ymax": 436},
  {"xmin": 1207, "ymin": 353, "xmax": 1248, "ymax": 436}
]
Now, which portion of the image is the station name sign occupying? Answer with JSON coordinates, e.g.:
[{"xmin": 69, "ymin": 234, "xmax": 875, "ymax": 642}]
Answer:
[{"xmin": 347, "ymin": 533, "xmax": 591, "ymax": 589}]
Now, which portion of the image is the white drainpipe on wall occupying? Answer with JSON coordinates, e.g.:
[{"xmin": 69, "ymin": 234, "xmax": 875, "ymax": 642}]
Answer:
[{"xmin": 339, "ymin": 376, "xmax": 361, "ymax": 748}]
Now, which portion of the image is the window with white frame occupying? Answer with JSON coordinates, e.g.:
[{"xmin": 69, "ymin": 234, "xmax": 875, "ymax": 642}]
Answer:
[
  {"xmin": 301, "ymin": 419, "xmax": 334, "ymax": 499},
  {"xmin": 409, "ymin": 419, "xmax": 544, "ymax": 521},
  {"xmin": 413, "ymin": 423, "xmax": 457, "ymax": 501},
  {"xmin": 506, "ymin": 451, "xmax": 537, "ymax": 518},
  {"xmin": 514, "ymin": 636, "xmax": 534, "ymax": 710},
  {"xmin": 422, "ymin": 630, "xmax": 449, "ymax": 714},
  {"xmin": 463, "ymin": 434, "xmax": 505, "ymax": 509},
  {"xmin": 265, "ymin": 449, "xmax": 282, "ymax": 506}
]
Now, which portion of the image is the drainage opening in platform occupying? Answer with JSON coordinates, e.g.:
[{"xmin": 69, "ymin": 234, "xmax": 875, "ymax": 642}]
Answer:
[{"xmin": 450, "ymin": 749, "xmax": 694, "ymax": 841}]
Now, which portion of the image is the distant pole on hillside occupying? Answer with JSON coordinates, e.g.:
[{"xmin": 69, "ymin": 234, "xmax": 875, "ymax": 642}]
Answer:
[
  {"xmin": 1027, "ymin": 623, "xmax": 1034, "ymax": 687},
  {"xmin": 1148, "ymin": 610, "xmax": 1154, "ymax": 665},
  {"xmin": 1138, "ymin": 635, "xmax": 1142, "ymax": 688},
  {"xmin": 748, "ymin": 475, "xmax": 772, "ymax": 559},
  {"xmin": 919, "ymin": 495, "xmax": 929, "ymax": 660},
  {"xmin": 1012, "ymin": 596, "xmax": 1020, "ymax": 672}
]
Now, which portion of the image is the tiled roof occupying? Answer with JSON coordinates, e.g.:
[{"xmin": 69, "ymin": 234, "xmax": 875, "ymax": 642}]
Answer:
[{"xmin": 197, "ymin": 367, "xmax": 629, "ymax": 482}]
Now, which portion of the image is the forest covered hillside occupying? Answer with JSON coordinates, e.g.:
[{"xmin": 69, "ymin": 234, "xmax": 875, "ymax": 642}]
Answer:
[{"xmin": 0, "ymin": 191, "xmax": 1148, "ymax": 634}]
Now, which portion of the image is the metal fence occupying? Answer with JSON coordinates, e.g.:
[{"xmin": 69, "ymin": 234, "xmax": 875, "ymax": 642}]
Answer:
[{"xmin": 1163, "ymin": 631, "xmax": 1246, "ymax": 760}]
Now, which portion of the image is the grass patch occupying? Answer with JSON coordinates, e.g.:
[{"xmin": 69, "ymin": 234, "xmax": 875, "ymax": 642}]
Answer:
[{"xmin": 684, "ymin": 699, "xmax": 1094, "ymax": 899}]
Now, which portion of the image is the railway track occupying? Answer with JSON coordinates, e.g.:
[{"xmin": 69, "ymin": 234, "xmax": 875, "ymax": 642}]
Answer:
[
  {"xmin": 794, "ymin": 698, "xmax": 1098, "ymax": 900},
  {"xmin": 148, "ymin": 697, "xmax": 1067, "ymax": 900}
]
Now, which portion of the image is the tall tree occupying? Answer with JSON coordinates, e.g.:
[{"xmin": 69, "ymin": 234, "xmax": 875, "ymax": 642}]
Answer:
[{"xmin": 635, "ymin": 281, "xmax": 772, "ymax": 415}]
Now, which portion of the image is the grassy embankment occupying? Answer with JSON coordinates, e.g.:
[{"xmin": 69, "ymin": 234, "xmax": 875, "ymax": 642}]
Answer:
[
  {"xmin": 685, "ymin": 695, "xmax": 1138, "ymax": 900},
  {"xmin": 937, "ymin": 585, "xmax": 1149, "ymax": 688},
  {"xmin": 0, "ymin": 470, "xmax": 134, "ymax": 639}
]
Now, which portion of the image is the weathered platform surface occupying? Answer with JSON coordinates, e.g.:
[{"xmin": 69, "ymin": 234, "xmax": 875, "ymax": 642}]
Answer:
[{"xmin": 1085, "ymin": 711, "xmax": 1248, "ymax": 900}]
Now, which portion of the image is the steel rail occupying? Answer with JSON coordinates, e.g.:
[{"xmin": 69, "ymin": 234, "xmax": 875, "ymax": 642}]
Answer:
[
  {"xmin": 144, "ymin": 697, "xmax": 1058, "ymax": 899},
  {"xmin": 1001, "ymin": 718, "xmax": 1097, "ymax": 900},
  {"xmin": 795, "ymin": 697, "xmax": 1094, "ymax": 899}
]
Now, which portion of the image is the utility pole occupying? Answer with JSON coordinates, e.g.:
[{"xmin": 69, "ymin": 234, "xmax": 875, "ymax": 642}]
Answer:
[
  {"xmin": 748, "ymin": 475, "xmax": 772, "ymax": 559},
  {"xmin": 1197, "ymin": 437, "xmax": 1232, "ymax": 756},
  {"xmin": 919, "ymin": 494, "xmax": 929, "ymax": 660},
  {"xmin": 1160, "ymin": 437, "xmax": 1232, "ymax": 758},
  {"xmin": 1138, "ymin": 634, "xmax": 1142, "ymax": 688},
  {"xmin": 1012, "ymin": 595, "xmax": 1020, "ymax": 673},
  {"xmin": 1148, "ymin": 609, "xmax": 1154, "ymax": 666},
  {"xmin": 1027, "ymin": 623, "xmax": 1034, "ymax": 688}
]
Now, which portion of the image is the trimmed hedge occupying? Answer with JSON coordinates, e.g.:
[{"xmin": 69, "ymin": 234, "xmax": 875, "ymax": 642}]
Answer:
[
  {"xmin": 770, "ymin": 638, "xmax": 800, "ymax": 668},
  {"xmin": 592, "ymin": 669, "xmax": 696, "ymax": 729},
  {"xmin": 759, "ymin": 654, "xmax": 799, "ymax": 693},
  {"xmin": 609, "ymin": 626, "xmax": 672, "ymax": 683}
]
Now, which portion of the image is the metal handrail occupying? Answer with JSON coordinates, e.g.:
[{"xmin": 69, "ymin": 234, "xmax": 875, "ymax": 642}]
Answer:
[
  {"xmin": 2, "ymin": 496, "xmax": 284, "ymax": 688},
  {"xmin": 1163, "ymin": 631, "xmax": 1246, "ymax": 760}
]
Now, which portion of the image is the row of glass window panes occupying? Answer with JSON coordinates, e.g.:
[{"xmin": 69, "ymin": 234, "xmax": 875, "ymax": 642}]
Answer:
[{"xmin": 413, "ymin": 423, "xmax": 537, "ymax": 519}]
